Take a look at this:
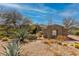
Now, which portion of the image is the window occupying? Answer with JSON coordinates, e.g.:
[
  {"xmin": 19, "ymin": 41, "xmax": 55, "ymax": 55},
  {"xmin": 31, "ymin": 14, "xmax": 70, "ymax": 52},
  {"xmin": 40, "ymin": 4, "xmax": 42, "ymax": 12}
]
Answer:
[{"xmin": 52, "ymin": 30, "xmax": 57, "ymax": 36}]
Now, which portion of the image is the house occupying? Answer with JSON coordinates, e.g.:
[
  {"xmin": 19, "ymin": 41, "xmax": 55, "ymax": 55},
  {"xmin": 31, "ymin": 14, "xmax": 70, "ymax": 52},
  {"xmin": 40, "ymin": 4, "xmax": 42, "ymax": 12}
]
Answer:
[{"xmin": 43, "ymin": 24, "xmax": 68, "ymax": 39}]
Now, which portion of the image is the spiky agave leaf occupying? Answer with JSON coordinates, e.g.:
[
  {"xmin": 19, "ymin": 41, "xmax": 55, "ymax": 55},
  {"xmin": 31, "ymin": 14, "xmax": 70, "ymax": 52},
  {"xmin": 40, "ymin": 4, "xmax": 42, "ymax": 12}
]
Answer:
[
  {"xmin": 2, "ymin": 40, "xmax": 21, "ymax": 56},
  {"xmin": 15, "ymin": 28, "xmax": 29, "ymax": 42}
]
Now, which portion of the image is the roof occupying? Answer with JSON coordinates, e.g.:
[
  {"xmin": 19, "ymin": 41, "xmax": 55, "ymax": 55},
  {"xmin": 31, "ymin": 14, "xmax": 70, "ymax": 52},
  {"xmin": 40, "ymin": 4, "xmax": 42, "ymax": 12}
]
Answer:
[{"xmin": 47, "ymin": 24, "xmax": 65, "ymax": 29}]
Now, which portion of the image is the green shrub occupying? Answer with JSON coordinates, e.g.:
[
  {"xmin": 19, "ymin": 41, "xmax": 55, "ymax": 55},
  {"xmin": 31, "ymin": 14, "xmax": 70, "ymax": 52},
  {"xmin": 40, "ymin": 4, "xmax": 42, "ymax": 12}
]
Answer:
[
  {"xmin": 75, "ymin": 32, "xmax": 79, "ymax": 35},
  {"xmin": 37, "ymin": 31, "xmax": 43, "ymax": 37},
  {"xmin": 57, "ymin": 41, "xmax": 62, "ymax": 45},
  {"xmin": 27, "ymin": 34, "xmax": 37, "ymax": 41},
  {"xmin": 63, "ymin": 43, "xmax": 68, "ymax": 46}
]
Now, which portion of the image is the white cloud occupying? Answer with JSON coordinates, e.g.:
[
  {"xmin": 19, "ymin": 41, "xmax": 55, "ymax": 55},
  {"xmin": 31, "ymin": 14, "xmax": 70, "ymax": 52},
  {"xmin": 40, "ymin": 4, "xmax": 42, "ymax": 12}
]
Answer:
[
  {"xmin": 59, "ymin": 11, "xmax": 77, "ymax": 17},
  {"xmin": 0, "ymin": 3, "xmax": 57, "ymax": 14},
  {"xmin": 0, "ymin": 3, "xmax": 46, "ymax": 13},
  {"xmin": 23, "ymin": 6, "xmax": 47, "ymax": 13},
  {"xmin": 0, "ymin": 3, "xmax": 21, "ymax": 8}
]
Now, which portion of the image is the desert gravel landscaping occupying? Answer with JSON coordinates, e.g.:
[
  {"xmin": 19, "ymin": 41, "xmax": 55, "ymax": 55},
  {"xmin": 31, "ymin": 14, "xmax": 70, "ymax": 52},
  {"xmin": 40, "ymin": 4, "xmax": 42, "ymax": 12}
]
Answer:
[
  {"xmin": 0, "ymin": 40, "xmax": 79, "ymax": 56},
  {"xmin": 21, "ymin": 40, "xmax": 79, "ymax": 56}
]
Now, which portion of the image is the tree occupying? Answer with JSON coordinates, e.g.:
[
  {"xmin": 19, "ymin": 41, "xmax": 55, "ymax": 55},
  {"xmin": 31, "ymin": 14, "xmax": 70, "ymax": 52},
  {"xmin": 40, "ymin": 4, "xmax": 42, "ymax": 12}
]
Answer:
[
  {"xmin": 0, "ymin": 9, "xmax": 22, "ymax": 28},
  {"xmin": 18, "ymin": 16, "xmax": 32, "ymax": 29},
  {"xmin": 63, "ymin": 17, "xmax": 78, "ymax": 34},
  {"xmin": 0, "ymin": 9, "xmax": 22, "ymax": 37}
]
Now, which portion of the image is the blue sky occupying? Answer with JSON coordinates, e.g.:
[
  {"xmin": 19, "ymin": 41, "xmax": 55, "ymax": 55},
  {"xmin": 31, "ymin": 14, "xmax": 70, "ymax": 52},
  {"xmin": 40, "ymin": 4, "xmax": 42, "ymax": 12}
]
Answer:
[{"xmin": 0, "ymin": 3, "xmax": 79, "ymax": 25}]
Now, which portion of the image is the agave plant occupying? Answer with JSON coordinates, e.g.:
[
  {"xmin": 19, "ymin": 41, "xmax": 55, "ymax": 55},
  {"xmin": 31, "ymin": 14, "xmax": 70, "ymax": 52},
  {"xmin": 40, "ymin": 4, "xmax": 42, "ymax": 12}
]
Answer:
[
  {"xmin": 2, "ymin": 40, "xmax": 21, "ymax": 56},
  {"xmin": 15, "ymin": 28, "xmax": 29, "ymax": 43}
]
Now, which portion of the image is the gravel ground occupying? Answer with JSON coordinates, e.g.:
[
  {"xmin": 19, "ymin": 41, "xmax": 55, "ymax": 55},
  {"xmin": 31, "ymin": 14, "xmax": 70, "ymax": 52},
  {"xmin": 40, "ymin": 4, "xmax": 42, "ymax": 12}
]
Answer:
[
  {"xmin": 0, "ymin": 40, "xmax": 79, "ymax": 56},
  {"xmin": 21, "ymin": 40, "xmax": 79, "ymax": 56}
]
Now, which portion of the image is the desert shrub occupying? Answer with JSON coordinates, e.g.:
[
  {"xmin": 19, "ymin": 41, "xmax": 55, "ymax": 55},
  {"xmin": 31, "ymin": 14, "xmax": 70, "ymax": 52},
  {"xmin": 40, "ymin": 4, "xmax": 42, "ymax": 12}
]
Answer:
[
  {"xmin": 75, "ymin": 45, "xmax": 79, "ymax": 49},
  {"xmin": 27, "ymin": 34, "xmax": 37, "ymax": 41},
  {"xmin": 28, "ymin": 24, "xmax": 36, "ymax": 34},
  {"xmin": 14, "ymin": 26, "xmax": 37, "ymax": 43},
  {"xmin": 63, "ymin": 43, "xmax": 68, "ymax": 46},
  {"xmin": 43, "ymin": 33, "xmax": 48, "ymax": 38},
  {"xmin": 57, "ymin": 41, "xmax": 62, "ymax": 45},
  {"xmin": 75, "ymin": 32, "xmax": 79, "ymax": 36},
  {"xmin": 56, "ymin": 35, "xmax": 67, "ymax": 41},
  {"xmin": 8, "ymin": 34, "xmax": 16, "ymax": 39},
  {"xmin": 29, "ymin": 24, "xmax": 41, "ymax": 34},
  {"xmin": 0, "ymin": 31, "xmax": 7, "ymax": 37},
  {"xmin": 70, "ymin": 42, "xmax": 79, "ymax": 49},
  {"xmin": 0, "ymin": 30, "xmax": 16, "ymax": 40},
  {"xmin": 43, "ymin": 40, "xmax": 52, "ymax": 46},
  {"xmin": 2, "ymin": 40, "xmax": 21, "ymax": 56},
  {"xmin": 37, "ymin": 31, "xmax": 43, "ymax": 37},
  {"xmin": 2, "ymin": 37, "xmax": 9, "ymax": 41},
  {"xmin": 0, "ymin": 36, "xmax": 3, "ymax": 39},
  {"xmin": 70, "ymin": 29, "xmax": 79, "ymax": 35}
]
